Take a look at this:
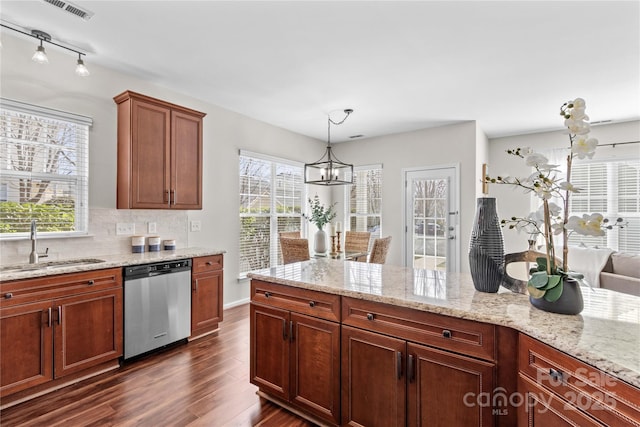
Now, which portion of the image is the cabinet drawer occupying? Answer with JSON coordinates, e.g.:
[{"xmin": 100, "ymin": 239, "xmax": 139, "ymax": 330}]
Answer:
[
  {"xmin": 342, "ymin": 297, "xmax": 495, "ymax": 361},
  {"xmin": 519, "ymin": 333, "xmax": 640, "ymax": 426},
  {"xmin": 251, "ymin": 280, "xmax": 340, "ymax": 322},
  {"xmin": 192, "ymin": 255, "xmax": 223, "ymax": 274},
  {"xmin": 1, "ymin": 268, "xmax": 122, "ymax": 307}
]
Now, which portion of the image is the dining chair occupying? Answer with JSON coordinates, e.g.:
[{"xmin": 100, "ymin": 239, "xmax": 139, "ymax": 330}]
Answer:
[
  {"xmin": 344, "ymin": 231, "xmax": 371, "ymax": 253},
  {"xmin": 279, "ymin": 231, "xmax": 301, "ymax": 239},
  {"xmin": 280, "ymin": 237, "xmax": 310, "ymax": 264},
  {"xmin": 369, "ymin": 236, "xmax": 392, "ymax": 264}
]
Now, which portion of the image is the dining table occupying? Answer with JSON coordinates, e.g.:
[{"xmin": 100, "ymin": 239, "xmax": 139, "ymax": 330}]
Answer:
[{"xmin": 314, "ymin": 251, "xmax": 368, "ymax": 262}]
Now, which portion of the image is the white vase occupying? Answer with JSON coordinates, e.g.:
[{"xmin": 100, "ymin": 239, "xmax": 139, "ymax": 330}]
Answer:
[{"xmin": 314, "ymin": 228, "xmax": 328, "ymax": 255}]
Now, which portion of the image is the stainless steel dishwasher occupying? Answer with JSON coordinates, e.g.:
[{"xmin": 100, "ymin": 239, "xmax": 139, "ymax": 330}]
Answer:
[{"xmin": 123, "ymin": 259, "xmax": 192, "ymax": 359}]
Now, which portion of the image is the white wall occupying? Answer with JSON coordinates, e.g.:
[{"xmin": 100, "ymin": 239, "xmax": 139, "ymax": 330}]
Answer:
[
  {"xmin": 0, "ymin": 33, "xmax": 325, "ymax": 306},
  {"xmin": 330, "ymin": 121, "xmax": 479, "ymax": 270},
  {"xmin": 488, "ymin": 120, "xmax": 640, "ymax": 254}
]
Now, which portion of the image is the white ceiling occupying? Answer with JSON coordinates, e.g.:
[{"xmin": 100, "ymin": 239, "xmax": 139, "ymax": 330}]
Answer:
[{"xmin": 1, "ymin": 1, "xmax": 639, "ymax": 142}]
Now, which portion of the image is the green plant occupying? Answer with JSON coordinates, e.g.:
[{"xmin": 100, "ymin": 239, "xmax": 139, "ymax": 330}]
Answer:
[{"xmin": 304, "ymin": 195, "xmax": 336, "ymax": 230}]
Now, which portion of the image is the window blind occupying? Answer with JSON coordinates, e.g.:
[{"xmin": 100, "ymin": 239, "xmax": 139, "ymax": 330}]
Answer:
[
  {"xmin": 0, "ymin": 99, "xmax": 91, "ymax": 238},
  {"xmin": 568, "ymin": 159, "xmax": 640, "ymax": 253},
  {"xmin": 239, "ymin": 152, "xmax": 304, "ymax": 276},
  {"xmin": 347, "ymin": 165, "xmax": 383, "ymax": 248}
]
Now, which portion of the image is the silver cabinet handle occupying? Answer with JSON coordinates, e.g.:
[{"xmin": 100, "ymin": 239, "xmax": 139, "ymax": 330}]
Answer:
[
  {"xmin": 47, "ymin": 307, "xmax": 52, "ymax": 328},
  {"xmin": 57, "ymin": 306, "xmax": 62, "ymax": 325},
  {"xmin": 396, "ymin": 351, "xmax": 403, "ymax": 380}
]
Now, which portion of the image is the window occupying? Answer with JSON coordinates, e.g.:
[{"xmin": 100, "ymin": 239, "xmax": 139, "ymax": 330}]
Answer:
[
  {"xmin": 239, "ymin": 150, "xmax": 304, "ymax": 276},
  {"xmin": 0, "ymin": 99, "xmax": 91, "ymax": 238},
  {"xmin": 568, "ymin": 158, "xmax": 640, "ymax": 253},
  {"xmin": 346, "ymin": 165, "xmax": 382, "ymax": 248}
]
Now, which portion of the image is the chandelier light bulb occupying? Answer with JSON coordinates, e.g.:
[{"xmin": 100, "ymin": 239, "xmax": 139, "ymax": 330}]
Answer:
[
  {"xmin": 32, "ymin": 42, "xmax": 48, "ymax": 64},
  {"xmin": 75, "ymin": 55, "xmax": 90, "ymax": 77}
]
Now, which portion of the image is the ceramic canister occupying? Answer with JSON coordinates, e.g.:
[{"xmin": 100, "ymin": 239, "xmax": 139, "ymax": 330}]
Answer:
[
  {"xmin": 148, "ymin": 236, "xmax": 161, "ymax": 252},
  {"xmin": 131, "ymin": 236, "xmax": 145, "ymax": 253},
  {"xmin": 164, "ymin": 239, "xmax": 176, "ymax": 250}
]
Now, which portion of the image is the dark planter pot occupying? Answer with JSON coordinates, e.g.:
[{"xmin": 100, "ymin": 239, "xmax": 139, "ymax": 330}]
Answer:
[
  {"xmin": 530, "ymin": 278, "xmax": 584, "ymax": 315},
  {"xmin": 469, "ymin": 197, "xmax": 504, "ymax": 293}
]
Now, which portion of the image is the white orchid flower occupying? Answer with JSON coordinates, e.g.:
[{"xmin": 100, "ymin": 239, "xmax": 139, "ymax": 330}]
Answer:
[
  {"xmin": 559, "ymin": 182, "xmax": 582, "ymax": 193},
  {"xmin": 566, "ymin": 213, "xmax": 605, "ymax": 237},
  {"xmin": 572, "ymin": 137, "xmax": 598, "ymax": 159},
  {"xmin": 564, "ymin": 118, "xmax": 591, "ymax": 135},
  {"xmin": 525, "ymin": 153, "xmax": 549, "ymax": 167},
  {"xmin": 571, "ymin": 98, "xmax": 586, "ymax": 109},
  {"xmin": 533, "ymin": 186, "xmax": 553, "ymax": 200}
]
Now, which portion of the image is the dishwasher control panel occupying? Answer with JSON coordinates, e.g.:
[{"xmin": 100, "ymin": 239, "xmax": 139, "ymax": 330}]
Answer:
[{"xmin": 124, "ymin": 259, "xmax": 192, "ymax": 280}]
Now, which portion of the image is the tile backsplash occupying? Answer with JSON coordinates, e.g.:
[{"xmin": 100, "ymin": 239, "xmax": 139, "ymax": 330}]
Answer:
[{"xmin": 0, "ymin": 208, "xmax": 188, "ymax": 265}]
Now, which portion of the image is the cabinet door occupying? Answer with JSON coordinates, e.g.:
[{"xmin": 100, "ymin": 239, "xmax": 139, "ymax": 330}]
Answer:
[
  {"xmin": 407, "ymin": 343, "xmax": 495, "ymax": 427},
  {"xmin": 341, "ymin": 325, "xmax": 406, "ymax": 427},
  {"xmin": 250, "ymin": 303, "xmax": 290, "ymax": 401},
  {"xmin": 191, "ymin": 270, "xmax": 223, "ymax": 338},
  {"xmin": 0, "ymin": 301, "xmax": 53, "ymax": 396},
  {"xmin": 291, "ymin": 313, "xmax": 341, "ymax": 425},
  {"xmin": 130, "ymin": 98, "xmax": 171, "ymax": 208},
  {"xmin": 518, "ymin": 375, "xmax": 605, "ymax": 427},
  {"xmin": 171, "ymin": 110, "xmax": 202, "ymax": 209},
  {"xmin": 53, "ymin": 288, "xmax": 123, "ymax": 378}
]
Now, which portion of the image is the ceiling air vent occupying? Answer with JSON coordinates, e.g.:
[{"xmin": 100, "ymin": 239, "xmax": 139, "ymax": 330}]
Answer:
[{"xmin": 42, "ymin": 0, "xmax": 94, "ymax": 20}]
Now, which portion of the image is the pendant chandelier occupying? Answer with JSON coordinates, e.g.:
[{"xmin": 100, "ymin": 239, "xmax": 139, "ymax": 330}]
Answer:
[{"xmin": 304, "ymin": 109, "xmax": 354, "ymax": 186}]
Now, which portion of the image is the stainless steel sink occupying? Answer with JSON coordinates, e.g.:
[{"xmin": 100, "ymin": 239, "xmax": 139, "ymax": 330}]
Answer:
[{"xmin": 0, "ymin": 258, "xmax": 106, "ymax": 273}]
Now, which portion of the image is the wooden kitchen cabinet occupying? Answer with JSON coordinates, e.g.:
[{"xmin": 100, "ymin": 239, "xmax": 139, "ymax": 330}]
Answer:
[
  {"xmin": 518, "ymin": 333, "xmax": 640, "ymax": 426},
  {"xmin": 0, "ymin": 269, "xmax": 123, "ymax": 401},
  {"xmin": 114, "ymin": 90, "xmax": 206, "ymax": 210},
  {"xmin": 407, "ymin": 342, "xmax": 495, "ymax": 427},
  {"xmin": 250, "ymin": 280, "xmax": 341, "ymax": 426},
  {"xmin": 190, "ymin": 255, "xmax": 224, "ymax": 339},
  {"xmin": 341, "ymin": 321, "xmax": 495, "ymax": 426},
  {"xmin": 341, "ymin": 325, "xmax": 406, "ymax": 427}
]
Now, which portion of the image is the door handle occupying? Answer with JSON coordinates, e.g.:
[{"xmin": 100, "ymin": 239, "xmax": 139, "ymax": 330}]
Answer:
[
  {"xmin": 165, "ymin": 190, "xmax": 170, "ymax": 207},
  {"xmin": 289, "ymin": 320, "xmax": 294, "ymax": 342},
  {"xmin": 57, "ymin": 306, "xmax": 62, "ymax": 325},
  {"xmin": 282, "ymin": 319, "xmax": 287, "ymax": 341},
  {"xmin": 408, "ymin": 354, "xmax": 415, "ymax": 383},
  {"xmin": 396, "ymin": 351, "xmax": 403, "ymax": 380},
  {"xmin": 170, "ymin": 189, "xmax": 176, "ymax": 205},
  {"xmin": 47, "ymin": 307, "xmax": 52, "ymax": 328}
]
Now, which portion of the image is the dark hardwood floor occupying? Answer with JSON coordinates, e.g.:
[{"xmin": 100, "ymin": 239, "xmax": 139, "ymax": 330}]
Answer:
[{"xmin": 0, "ymin": 304, "xmax": 316, "ymax": 427}]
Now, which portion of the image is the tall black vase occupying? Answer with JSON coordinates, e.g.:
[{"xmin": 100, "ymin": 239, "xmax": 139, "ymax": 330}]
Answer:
[{"xmin": 469, "ymin": 197, "xmax": 504, "ymax": 293}]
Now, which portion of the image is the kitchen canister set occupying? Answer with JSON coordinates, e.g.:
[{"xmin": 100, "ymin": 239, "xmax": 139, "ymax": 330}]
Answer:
[{"xmin": 131, "ymin": 236, "xmax": 177, "ymax": 253}]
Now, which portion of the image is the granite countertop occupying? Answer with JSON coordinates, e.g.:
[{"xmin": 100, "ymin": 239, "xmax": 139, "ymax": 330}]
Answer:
[
  {"xmin": 248, "ymin": 258, "xmax": 640, "ymax": 389},
  {"xmin": 0, "ymin": 247, "xmax": 226, "ymax": 282}
]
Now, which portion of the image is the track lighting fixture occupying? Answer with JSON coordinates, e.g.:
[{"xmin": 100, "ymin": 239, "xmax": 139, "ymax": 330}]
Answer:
[{"xmin": 1, "ymin": 23, "xmax": 90, "ymax": 77}]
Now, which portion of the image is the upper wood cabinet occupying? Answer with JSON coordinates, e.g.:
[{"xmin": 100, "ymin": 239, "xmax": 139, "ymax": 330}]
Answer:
[{"xmin": 114, "ymin": 90, "xmax": 206, "ymax": 209}]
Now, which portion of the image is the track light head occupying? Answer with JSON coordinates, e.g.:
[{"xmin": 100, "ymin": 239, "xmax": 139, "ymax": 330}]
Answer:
[
  {"xmin": 32, "ymin": 42, "xmax": 48, "ymax": 64},
  {"xmin": 75, "ymin": 54, "xmax": 90, "ymax": 76}
]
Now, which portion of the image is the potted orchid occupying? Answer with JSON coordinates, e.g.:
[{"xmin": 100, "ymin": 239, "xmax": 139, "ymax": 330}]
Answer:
[{"xmin": 486, "ymin": 98, "xmax": 621, "ymax": 314}]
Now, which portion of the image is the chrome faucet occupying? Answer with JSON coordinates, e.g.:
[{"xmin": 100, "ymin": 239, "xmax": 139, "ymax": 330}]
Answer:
[{"xmin": 29, "ymin": 220, "xmax": 48, "ymax": 264}]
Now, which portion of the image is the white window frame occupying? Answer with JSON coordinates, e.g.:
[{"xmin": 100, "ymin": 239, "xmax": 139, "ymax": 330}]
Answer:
[
  {"xmin": 0, "ymin": 98, "xmax": 91, "ymax": 240},
  {"xmin": 239, "ymin": 150, "xmax": 306, "ymax": 277},
  {"xmin": 344, "ymin": 164, "xmax": 383, "ymax": 248}
]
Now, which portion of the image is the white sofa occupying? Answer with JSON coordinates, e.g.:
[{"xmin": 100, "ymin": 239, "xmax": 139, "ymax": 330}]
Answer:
[{"xmin": 599, "ymin": 252, "xmax": 640, "ymax": 296}]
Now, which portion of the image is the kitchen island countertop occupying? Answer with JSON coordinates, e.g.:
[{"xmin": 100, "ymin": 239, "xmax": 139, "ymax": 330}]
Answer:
[{"xmin": 248, "ymin": 258, "xmax": 640, "ymax": 389}]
